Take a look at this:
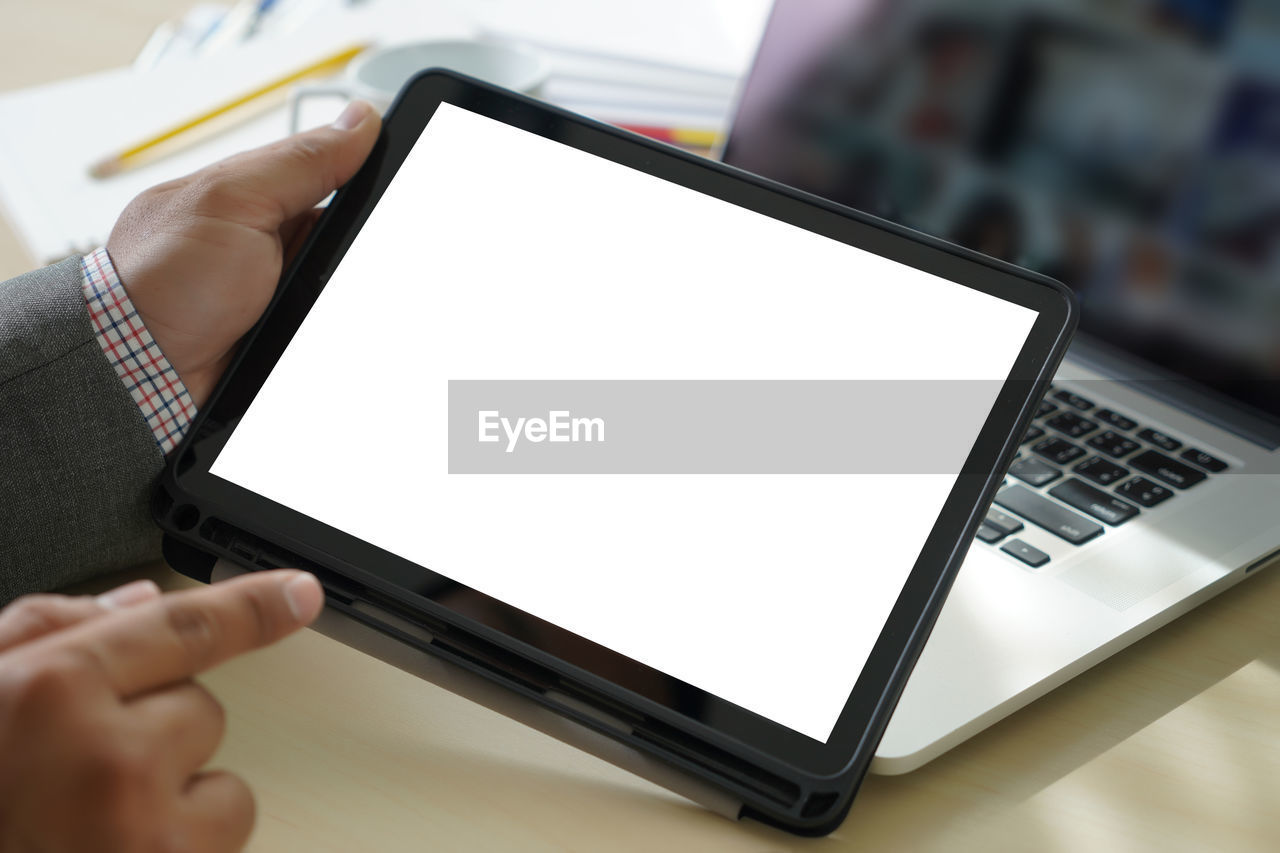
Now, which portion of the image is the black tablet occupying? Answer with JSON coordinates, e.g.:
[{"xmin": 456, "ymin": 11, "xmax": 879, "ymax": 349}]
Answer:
[{"xmin": 156, "ymin": 70, "xmax": 1075, "ymax": 835}]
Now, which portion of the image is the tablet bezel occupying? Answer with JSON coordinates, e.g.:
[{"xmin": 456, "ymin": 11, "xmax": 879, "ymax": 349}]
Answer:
[{"xmin": 157, "ymin": 70, "xmax": 1075, "ymax": 831}]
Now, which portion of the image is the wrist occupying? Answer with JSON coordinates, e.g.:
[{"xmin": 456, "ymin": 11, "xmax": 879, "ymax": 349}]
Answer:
[
  {"xmin": 80, "ymin": 248, "xmax": 198, "ymax": 454},
  {"xmin": 173, "ymin": 358, "xmax": 230, "ymax": 410}
]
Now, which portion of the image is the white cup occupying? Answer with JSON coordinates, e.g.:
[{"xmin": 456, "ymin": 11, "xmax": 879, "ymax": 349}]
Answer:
[{"xmin": 289, "ymin": 40, "xmax": 550, "ymax": 132}]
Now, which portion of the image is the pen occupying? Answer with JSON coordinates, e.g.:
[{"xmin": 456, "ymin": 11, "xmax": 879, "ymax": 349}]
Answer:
[
  {"xmin": 246, "ymin": 0, "xmax": 280, "ymax": 39},
  {"xmin": 133, "ymin": 20, "xmax": 179, "ymax": 70},
  {"xmin": 198, "ymin": 0, "xmax": 262, "ymax": 56}
]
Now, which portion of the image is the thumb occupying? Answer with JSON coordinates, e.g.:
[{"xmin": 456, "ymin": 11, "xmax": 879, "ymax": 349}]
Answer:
[{"xmin": 217, "ymin": 100, "xmax": 381, "ymax": 227}]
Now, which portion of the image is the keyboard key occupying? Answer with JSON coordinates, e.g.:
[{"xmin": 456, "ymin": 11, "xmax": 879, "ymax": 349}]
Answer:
[
  {"xmin": 1116, "ymin": 476, "xmax": 1174, "ymax": 507},
  {"xmin": 995, "ymin": 484, "xmax": 1105, "ymax": 544},
  {"xmin": 976, "ymin": 523, "xmax": 1006, "ymax": 544},
  {"xmin": 1045, "ymin": 411, "xmax": 1098, "ymax": 438},
  {"xmin": 1037, "ymin": 399, "xmax": 1059, "ymax": 418},
  {"xmin": 1052, "ymin": 390, "xmax": 1094, "ymax": 411},
  {"xmin": 1021, "ymin": 425, "xmax": 1045, "ymax": 444},
  {"xmin": 1001, "ymin": 538, "xmax": 1051, "ymax": 568},
  {"xmin": 1180, "ymin": 448, "xmax": 1228, "ymax": 473},
  {"xmin": 1094, "ymin": 409, "xmax": 1137, "ymax": 431},
  {"xmin": 1087, "ymin": 430, "xmax": 1140, "ymax": 458},
  {"xmin": 1137, "ymin": 428, "xmax": 1182, "ymax": 452},
  {"xmin": 1009, "ymin": 456, "xmax": 1062, "ymax": 487},
  {"xmin": 1129, "ymin": 449, "xmax": 1206, "ymax": 489},
  {"xmin": 1049, "ymin": 479, "xmax": 1140, "ymax": 526},
  {"xmin": 985, "ymin": 508, "xmax": 1025, "ymax": 536},
  {"xmin": 1032, "ymin": 437, "xmax": 1086, "ymax": 465},
  {"xmin": 1073, "ymin": 455, "xmax": 1130, "ymax": 486}
]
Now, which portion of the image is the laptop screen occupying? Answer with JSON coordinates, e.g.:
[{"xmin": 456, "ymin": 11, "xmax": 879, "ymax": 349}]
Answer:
[
  {"xmin": 722, "ymin": 0, "xmax": 1280, "ymax": 427},
  {"xmin": 207, "ymin": 101, "xmax": 1039, "ymax": 743}
]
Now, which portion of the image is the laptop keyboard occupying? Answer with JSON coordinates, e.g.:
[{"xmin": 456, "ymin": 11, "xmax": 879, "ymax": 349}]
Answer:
[{"xmin": 976, "ymin": 386, "xmax": 1229, "ymax": 568}]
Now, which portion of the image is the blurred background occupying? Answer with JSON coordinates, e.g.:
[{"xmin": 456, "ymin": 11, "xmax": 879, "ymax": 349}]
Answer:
[
  {"xmin": 726, "ymin": 0, "xmax": 1280, "ymax": 418},
  {"xmin": 0, "ymin": 0, "xmax": 771, "ymax": 277},
  {"xmin": 2, "ymin": 0, "xmax": 1277, "ymax": 420}
]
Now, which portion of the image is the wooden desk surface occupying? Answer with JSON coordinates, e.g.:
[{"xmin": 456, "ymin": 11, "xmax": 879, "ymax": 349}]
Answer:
[{"xmin": 5, "ymin": 4, "xmax": 1280, "ymax": 850}]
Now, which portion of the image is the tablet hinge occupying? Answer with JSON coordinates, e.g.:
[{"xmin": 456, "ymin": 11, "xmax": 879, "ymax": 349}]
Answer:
[
  {"xmin": 341, "ymin": 596, "xmax": 797, "ymax": 808},
  {"xmin": 628, "ymin": 722, "xmax": 800, "ymax": 807},
  {"xmin": 202, "ymin": 524, "xmax": 801, "ymax": 813},
  {"xmin": 542, "ymin": 690, "xmax": 633, "ymax": 735}
]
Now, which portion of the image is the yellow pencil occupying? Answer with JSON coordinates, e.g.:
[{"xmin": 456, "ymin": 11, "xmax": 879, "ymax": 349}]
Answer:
[{"xmin": 90, "ymin": 42, "xmax": 370, "ymax": 179}]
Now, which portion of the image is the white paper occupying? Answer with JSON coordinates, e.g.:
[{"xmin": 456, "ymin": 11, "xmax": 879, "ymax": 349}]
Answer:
[{"xmin": 0, "ymin": 0, "xmax": 472, "ymax": 264}]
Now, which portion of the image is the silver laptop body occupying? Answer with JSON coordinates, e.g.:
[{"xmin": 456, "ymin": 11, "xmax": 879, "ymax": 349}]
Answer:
[{"xmin": 719, "ymin": 0, "xmax": 1280, "ymax": 772}]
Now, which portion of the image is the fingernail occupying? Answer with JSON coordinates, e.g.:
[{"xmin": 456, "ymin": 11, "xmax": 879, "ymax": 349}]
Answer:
[
  {"xmin": 332, "ymin": 101, "xmax": 371, "ymax": 131},
  {"xmin": 96, "ymin": 579, "xmax": 161, "ymax": 611},
  {"xmin": 283, "ymin": 572, "xmax": 324, "ymax": 623}
]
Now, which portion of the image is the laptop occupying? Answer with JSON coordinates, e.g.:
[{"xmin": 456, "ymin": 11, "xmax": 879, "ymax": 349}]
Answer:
[{"xmin": 720, "ymin": 0, "xmax": 1280, "ymax": 772}]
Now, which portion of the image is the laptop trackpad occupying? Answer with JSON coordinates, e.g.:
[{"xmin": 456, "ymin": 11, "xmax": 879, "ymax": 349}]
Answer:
[{"xmin": 1057, "ymin": 475, "xmax": 1280, "ymax": 611}]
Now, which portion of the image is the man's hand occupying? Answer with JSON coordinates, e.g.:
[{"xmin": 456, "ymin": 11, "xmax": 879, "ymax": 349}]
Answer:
[
  {"xmin": 0, "ymin": 570, "xmax": 324, "ymax": 852},
  {"xmin": 107, "ymin": 101, "xmax": 381, "ymax": 407}
]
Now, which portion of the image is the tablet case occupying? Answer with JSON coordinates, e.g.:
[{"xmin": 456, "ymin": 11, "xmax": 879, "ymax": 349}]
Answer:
[
  {"xmin": 151, "ymin": 71, "xmax": 1078, "ymax": 833},
  {"xmin": 163, "ymin": 535, "xmax": 745, "ymax": 820}
]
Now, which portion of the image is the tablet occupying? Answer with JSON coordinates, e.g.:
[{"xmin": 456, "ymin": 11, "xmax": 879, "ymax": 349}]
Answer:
[{"xmin": 156, "ymin": 70, "xmax": 1075, "ymax": 835}]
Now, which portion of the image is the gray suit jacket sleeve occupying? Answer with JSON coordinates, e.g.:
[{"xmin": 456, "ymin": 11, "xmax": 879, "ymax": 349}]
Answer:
[{"xmin": 1, "ymin": 256, "xmax": 165, "ymax": 602}]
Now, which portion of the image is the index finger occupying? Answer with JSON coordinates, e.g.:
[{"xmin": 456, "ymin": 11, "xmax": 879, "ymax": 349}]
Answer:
[{"xmin": 43, "ymin": 570, "xmax": 324, "ymax": 699}]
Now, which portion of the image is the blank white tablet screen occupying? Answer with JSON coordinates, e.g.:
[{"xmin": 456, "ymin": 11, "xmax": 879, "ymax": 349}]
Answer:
[{"xmin": 211, "ymin": 102, "xmax": 1038, "ymax": 741}]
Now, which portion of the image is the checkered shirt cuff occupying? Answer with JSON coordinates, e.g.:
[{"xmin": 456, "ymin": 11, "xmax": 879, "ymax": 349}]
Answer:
[{"xmin": 81, "ymin": 248, "xmax": 197, "ymax": 455}]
